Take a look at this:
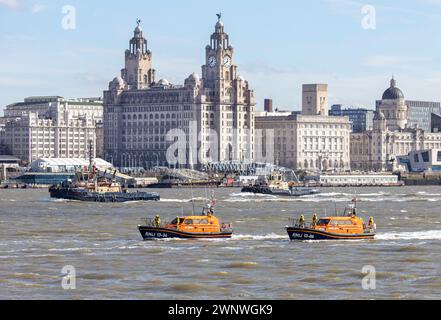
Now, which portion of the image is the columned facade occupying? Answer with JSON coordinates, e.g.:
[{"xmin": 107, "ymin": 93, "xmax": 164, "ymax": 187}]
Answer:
[{"xmin": 351, "ymin": 78, "xmax": 441, "ymax": 171}]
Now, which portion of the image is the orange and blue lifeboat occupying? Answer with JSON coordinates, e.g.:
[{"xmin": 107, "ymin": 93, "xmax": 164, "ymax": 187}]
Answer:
[
  {"xmin": 138, "ymin": 211, "xmax": 233, "ymax": 240},
  {"xmin": 286, "ymin": 213, "xmax": 376, "ymax": 241}
]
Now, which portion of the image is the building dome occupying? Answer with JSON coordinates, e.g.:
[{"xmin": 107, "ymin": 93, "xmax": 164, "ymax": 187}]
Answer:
[
  {"xmin": 135, "ymin": 25, "xmax": 142, "ymax": 33},
  {"xmin": 157, "ymin": 79, "xmax": 170, "ymax": 86},
  {"xmin": 112, "ymin": 76, "xmax": 125, "ymax": 88},
  {"xmin": 189, "ymin": 73, "xmax": 200, "ymax": 81},
  {"xmin": 382, "ymin": 77, "xmax": 404, "ymax": 100},
  {"xmin": 216, "ymin": 20, "xmax": 224, "ymax": 28}
]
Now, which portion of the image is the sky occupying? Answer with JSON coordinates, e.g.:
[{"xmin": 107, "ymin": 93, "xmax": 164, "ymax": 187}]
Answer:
[{"xmin": 0, "ymin": 0, "xmax": 440, "ymax": 112}]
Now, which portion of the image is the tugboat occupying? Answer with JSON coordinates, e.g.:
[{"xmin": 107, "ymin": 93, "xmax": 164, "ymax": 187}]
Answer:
[
  {"xmin": 241, "ymin": 170, "xmax": 319, "ymax": 197},
  {"xmin": 138, "ymin": 198, "xmax": 233, "ymax": 240},
  {"xmin": 49, "ymin": 142, "xmax": 160, "ymax": 202},
  {"xmin": 286, "ymin": 199, "xmax": 376, "ymax": 240}
]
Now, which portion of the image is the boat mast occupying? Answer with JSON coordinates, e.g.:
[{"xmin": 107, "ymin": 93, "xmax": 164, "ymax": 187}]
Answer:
[{"xmin": 88, "ymin": 139, "xmax": 94, "ymax": 172}]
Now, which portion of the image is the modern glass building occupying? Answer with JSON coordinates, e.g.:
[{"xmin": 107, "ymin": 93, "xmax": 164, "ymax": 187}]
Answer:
[
  {"xmin": 329, "ymin": 105, "xmax": 374, "ymax": 133},
  {"xmin": 406, "ymin": 101, "xmax": 441, "ymax": 132}
]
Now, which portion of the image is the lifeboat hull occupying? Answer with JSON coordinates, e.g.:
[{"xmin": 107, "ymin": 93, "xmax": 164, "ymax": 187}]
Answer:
[
  {"xmin": 138, "ymin": 226, "xmax": 232, "ymax": 240},
  {"xmin": 286, "ymin": 227, "xmax": 375, "ymax": 241}
]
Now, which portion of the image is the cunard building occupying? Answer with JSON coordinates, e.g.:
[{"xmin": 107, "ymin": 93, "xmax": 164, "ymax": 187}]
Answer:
[{"xmin": 103, "ymin": 17, "xmax": 255, "ymax": 168}]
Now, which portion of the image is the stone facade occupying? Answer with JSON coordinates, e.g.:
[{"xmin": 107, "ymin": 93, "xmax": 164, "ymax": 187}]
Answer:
[
  {"xmin": 0, "ymin": 96, "xmax": 103, "ymax": 163},
  {"xmin": 103, "ymin": 18, "xmax": 255, "ymax": 168},
  {"xmin": 351, "ymin": 78, "xmax": 441, "ymax": 171},
  {"xmin": 255, "ymin": 113, "xmax": 351, "ymax": 171}
]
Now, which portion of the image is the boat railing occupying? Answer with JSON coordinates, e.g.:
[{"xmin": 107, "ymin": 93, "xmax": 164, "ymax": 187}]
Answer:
[
  {"xmin": 288, "ymin": 218, "xmax": 302, "ymax": 227},
  {"xmin": 221, "ymin": 222, "xmax": 233, "ymax": 233},
  {"xmin": 363, "ymin": 225, "xmax": 376, "ymax": 234},
  {"xmin": 140, "ymin": 217, "xmax": 165, "ymax": 228}
]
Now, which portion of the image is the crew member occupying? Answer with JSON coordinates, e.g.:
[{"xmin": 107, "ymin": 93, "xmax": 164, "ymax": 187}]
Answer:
[
  {"xmin": 312, "ymin": 213, "xmax": 318, "ymax": 227},
  {"xmin": 368, "ymin": 217, "xmax": 376, "ymax": 230},
  {"xmin": 154, "ymin": 215, "xmax": 161, "ymax": 227},
  {"xmin": 299, "ymin": 214, "xmax": 305, "ymax": 228}
]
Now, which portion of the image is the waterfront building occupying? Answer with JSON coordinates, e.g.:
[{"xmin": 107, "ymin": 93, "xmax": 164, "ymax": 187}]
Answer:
[
  {"xmin": 255, "ymin": 108, "xmax": 351, "ymax": 171},
  {"xmin": 0, "ymin": 96, "xmax": 103, "ymax": 163},
  {"xmin": 254, "ymin": 109, "xmax": 295, "ymax": 117},
  {"xmin": 318, "ymin": 173, "xmax": 399, "ymax": 186},
  {"xmin": 376, "ymin": 99, "xmax": 441, "ymax": 132},
  {"xmin": 432, "ymin": 113, "xmax": 441, "ymax": 133},
  {"xmin": 0, "ymin": 155, "xmax": 20, "ymax": 169},
  {"xmin": 30, "ymin": 157, "xmax": 113, "ymax": 173},
  {"xmin": 302, "ymin": 84, "xmax": 329, "ymax": 116},
  {"xmin": 329, "ymin": 104, "xmax": 374, "ymax": 133},
  {"xmin": 103, "ymin": 17, "xmax": 255, "ymax": 169},
  {"xmin": 396, "ymin": 149, "xmax": 441, "ymax": 173},
  {"xmin": 351, "ymin": 78, "xmax": 441, "ymax": 171}
]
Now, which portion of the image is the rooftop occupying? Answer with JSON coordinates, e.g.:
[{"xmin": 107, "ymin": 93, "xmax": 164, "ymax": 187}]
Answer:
[{"xmin": 31, "ymin": 158, "xmax": 113, "ymax": 167}]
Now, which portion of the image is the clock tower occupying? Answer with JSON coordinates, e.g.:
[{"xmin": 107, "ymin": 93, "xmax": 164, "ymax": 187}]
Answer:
[
  {"xmin": 200, "ymin": 15, "xmax": 255, "ymax": 163},
  {"xmin": 202, "ymin": 15, "xmax": 236, "ymax": 91}
]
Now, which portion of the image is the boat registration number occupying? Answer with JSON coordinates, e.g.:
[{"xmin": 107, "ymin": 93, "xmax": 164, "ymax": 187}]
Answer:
[
  {"xmin": 145, "ymin": 232, "xmax": 168, "ymax": 238},
  {"xmin": 292, "ymin": 232, "xmax": 315, "ymax": 239}
]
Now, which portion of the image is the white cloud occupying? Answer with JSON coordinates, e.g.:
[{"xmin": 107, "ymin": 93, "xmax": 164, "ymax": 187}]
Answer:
[
  {"xmin": 31, "ymin": 4, "xmax": 47, "ymax": 14},
  {"xmin": 0, "ymin": 0, "xmax": 22, "ymax": 9},
  {"xmin": 0, "ymin": 1, "xmax": 47, "ymax": 13}
]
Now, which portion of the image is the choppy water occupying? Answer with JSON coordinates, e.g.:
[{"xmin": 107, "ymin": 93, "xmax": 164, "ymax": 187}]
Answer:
[{"xmin": 1, "ymin": 186, "xmax": 441, "ymax": 299}]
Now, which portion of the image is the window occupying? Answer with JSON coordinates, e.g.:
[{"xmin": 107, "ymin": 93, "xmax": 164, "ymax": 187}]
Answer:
[
  {"xmin": 422, "ymin": 151, "xmax": 430, "ymax": 163},
  {"xmin": 317, "ymin": 219, "xmax": 330, "ymax": 226},
  {"xmin": 438, "ymin": 151, "xmax": 441, "ymax": 162}
]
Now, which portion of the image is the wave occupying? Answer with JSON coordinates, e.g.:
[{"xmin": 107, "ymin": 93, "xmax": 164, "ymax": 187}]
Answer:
[
  {"xmin": 231, "ymin": 233, "xmax": 287, "ymax": 241},
  {"xmin": 376, "ymin": 230, "xmax": 441, "ymax": 241},
  {"xmin": 229, "ymin": 192, "xmax": 277, "ymax": 198},
  {"xmin": 159, "ymin": 198, "xmax": 192, "ymax": 203}
]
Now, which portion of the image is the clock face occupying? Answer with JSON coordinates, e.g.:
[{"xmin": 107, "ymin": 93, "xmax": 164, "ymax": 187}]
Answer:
[
  {"xmin": 223, "ymin": 56, "xmax": 231, "ymax": 67},
  {"xmin": 208, "ymin": 56, "xmax": 217, "ymax": 67}
]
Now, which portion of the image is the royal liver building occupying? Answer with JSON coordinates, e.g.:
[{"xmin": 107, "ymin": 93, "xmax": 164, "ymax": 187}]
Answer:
[{"xmin": 103, "ymin": 17, "xmax": 255, "ymax": 168}]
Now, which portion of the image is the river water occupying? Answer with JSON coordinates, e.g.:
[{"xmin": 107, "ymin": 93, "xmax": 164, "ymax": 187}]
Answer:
[{"xmin": 1, "ymin": 186, "xmax": 441, "ymax": 300}]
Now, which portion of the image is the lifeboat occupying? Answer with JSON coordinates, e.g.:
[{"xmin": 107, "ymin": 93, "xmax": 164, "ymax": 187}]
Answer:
[
  {"xmin": 138, "ymin": 204, "xmax": 233, "ymax": 240},
  {"xmin": 286, "ymin": 199, "xmax": 376, "ymax": 240}
]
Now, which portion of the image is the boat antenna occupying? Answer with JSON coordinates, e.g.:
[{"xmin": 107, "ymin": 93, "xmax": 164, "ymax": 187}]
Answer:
[
  {"xmin": 190, "ymin": 181, "xmax": 195, "ymax": 215},
  {"xmin": 88, "ymin": 139, "xmax": 94, "ymax": 172}
]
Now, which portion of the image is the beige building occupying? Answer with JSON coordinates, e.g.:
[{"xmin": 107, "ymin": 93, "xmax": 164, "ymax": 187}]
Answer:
[
  {"xmin": 351, "ymin": 78, "xmax": 441, "ymax": 171},
  {"xmin": 255, "ymin": 111, "xmax": 351, "ymax": 171},
  {"xmin": 1, "ymin": 96, "xmax": 103, "ymax": 163},
  {"xmin": 302, "ymin": 84, "xmax": 329, "ymax": 116},
  {"xmin": 104, "ymin": 18, "xmax": 255, "ymax": 168}
]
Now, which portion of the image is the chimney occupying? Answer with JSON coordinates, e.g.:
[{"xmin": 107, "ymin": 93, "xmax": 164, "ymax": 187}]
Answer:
[{"xmin": 264, "ymin": 99, "xmax": 273, "ymax": 113}]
